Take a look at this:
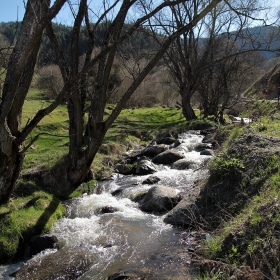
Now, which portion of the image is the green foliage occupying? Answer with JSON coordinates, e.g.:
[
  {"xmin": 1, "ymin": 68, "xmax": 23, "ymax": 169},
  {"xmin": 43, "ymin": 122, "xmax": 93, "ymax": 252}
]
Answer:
[
  {"xmin": 68, "ymin": 180, "xmax": 97, "ymax": 198},
  {"xmin": 210, "ymin": 156, "xmax": 244, "ymax": 181},
  {"xmin": 228, "ymin": 244, "xmax": 241, "ymax": 264},
  {"xmin": 205, "ymin": 236, "xmax": 223, "ymax": 258}
]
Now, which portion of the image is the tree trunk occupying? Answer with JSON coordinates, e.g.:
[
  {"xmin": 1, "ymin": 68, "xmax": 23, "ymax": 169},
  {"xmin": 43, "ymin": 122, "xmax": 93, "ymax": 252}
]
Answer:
[
  {"xmin": 0, "ymin": 125, "xmax": 24, "ymax": 204},
  {"xmin": 66, "ymin": 128, "xmax": 107, "ymax": 187},
  {"xmin": 0, "ymin": 0, "xmax": 66, "ymax": 204},
  {"xmin": 181, "ymin": 87, "xmax": 197, "ymax": 121}
]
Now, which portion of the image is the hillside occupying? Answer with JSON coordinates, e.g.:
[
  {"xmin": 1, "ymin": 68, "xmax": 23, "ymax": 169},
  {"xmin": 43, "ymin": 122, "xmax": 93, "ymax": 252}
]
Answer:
[
  {"xmin": 1, "ymin": 22, "xmax": 279, "ymax": 67},
  {"xmin": 245, "ymin": 59, "xmax": 280, "ymax": 97},
  {"xmin": 191, "ymin": 101, "xmax": 280, "ymax": 279},
  {"xmin": 236, "ymin": 25, "xmax": 280, "ymax": 60},
  {"xmin": 0, "ymin": 21, "xmax": 159, "ymax": 66}
]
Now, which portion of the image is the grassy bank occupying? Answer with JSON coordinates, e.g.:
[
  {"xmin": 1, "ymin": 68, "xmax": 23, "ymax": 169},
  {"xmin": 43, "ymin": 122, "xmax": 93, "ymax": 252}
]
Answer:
[
  {"xmin": 195, "ymin": 100, "xmax": 280, "ymax": 279},
  {"xmin": 22, "ymin": 101, "xmax": 188, "ymax": 170}
]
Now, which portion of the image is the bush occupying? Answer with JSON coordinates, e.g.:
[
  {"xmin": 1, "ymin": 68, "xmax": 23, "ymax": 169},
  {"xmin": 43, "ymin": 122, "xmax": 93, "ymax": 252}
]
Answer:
[
  {"xmin": 210, "ymin": 156, "xmax": 244, "ymax": 181},
  {"xmin": 36, "ymin": 64, "xmax": 64, "ymax": 99}
]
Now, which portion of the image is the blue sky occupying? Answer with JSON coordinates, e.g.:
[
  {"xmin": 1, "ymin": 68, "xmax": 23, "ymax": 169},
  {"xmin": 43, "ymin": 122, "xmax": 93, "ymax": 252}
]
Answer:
[
  {"xmin": 0, "ymin": 0, "xmax": 105, "ymax": 24},
  {"xmin": 0, "ymin": 0, "xmax": 280, "ymax": 23}
]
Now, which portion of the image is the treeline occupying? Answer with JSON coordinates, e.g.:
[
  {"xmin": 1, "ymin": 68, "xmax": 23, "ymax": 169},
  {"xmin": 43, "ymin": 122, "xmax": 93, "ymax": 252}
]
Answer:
[{"xmin": 0, "ymin": 21, "xmax": 159, "ymax": 66}]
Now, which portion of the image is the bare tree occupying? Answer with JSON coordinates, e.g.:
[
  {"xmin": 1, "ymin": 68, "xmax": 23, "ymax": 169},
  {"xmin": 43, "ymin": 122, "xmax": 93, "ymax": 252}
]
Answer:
[
  {"xmin": 0, "ymin": 0, "xmax": 67, "ymax": 204},
  {"xmin": 0, "ymin": 0, "xmax": 223, "ymax": 204},
  {"xmin": 44, "ymin": 0, "xmax": 224, "ymax": 190},
  {"xmin": 148, "ymin": 0, "xmax": 278, "ymax": 120},
  {"xmin": 197, "ymin": 36, "xmax": 263, "ymax": 117},
  {"xmin": 36, "ymin": 64, "xmax": 64, "ymax": 99}
]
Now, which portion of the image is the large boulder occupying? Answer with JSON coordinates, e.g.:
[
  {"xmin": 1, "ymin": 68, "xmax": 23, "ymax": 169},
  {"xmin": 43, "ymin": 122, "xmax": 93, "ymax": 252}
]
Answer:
[
  {"xmin": 194, "ymin": 143, "xmax": 212, "ymax": 152},
  {"xmin": 157, "ymin": 137, "xmax": 177, "ymax": 145},
  {"xmin": 140, "ymin": 145, "xmax": 167, "ymax": 157},
  {"xmin": 114, "ymin": 163, "xmax": 134, "ymax": 175},
  {"xmin": 164, "ymin": 195, "xmax": 200, "ymax": 227},
  {"xmin": 171, "ymin": 159, "xmax": 197, "ymax": 170},
  {"xmin": 140, "ymin": 185, "xmax": 181, "ymax": 213},
  {"xmin": 142, "ymin": 175, "xmax": 161, "ymax": 185},
  {"xmin": 200, "ymin": 149, "xmax": 214, "ymax": 156},
  {"xmin": 152, "ymin": 150, "xmax": 184, "ymax": 164},
  {"xmin": 135, "ymin": 160, "xmax": 158, "ymax": 175},
  {"xmin": 29, "ymin": 235, "xmax": 59, "ymax": 257},
  {"xmin": 127, "ymin": 145, "xmax": 167, "ymax": 160}
]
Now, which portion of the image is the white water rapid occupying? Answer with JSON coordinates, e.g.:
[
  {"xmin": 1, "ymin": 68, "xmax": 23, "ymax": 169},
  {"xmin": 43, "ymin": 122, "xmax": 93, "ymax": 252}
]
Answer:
[{"xmin": 1, "ymin": 131, "xmax": 212, "ymax": 280}]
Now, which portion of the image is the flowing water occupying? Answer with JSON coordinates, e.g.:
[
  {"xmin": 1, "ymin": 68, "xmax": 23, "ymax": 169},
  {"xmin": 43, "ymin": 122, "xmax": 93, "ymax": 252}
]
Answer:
[{"xmin": 0, "ymin": 131, "xmax": 211, "ymax": 279}]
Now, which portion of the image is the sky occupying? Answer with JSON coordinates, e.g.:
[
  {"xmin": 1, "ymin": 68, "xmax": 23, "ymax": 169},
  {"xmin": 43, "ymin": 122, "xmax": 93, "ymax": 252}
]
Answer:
[
  {"xmin": 0, "ymin": 0, "xmax": 105, "ymax": 24},
  {"xmin": 0, "ymin": 0, "xmax": 280, "ymax": 24}
]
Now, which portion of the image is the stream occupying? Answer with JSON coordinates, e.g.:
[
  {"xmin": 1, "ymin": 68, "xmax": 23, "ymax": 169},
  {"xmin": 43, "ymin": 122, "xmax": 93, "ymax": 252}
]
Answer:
[{"xmin": 1, "ymin": 131, "xmax": 212, "ymax": 279}]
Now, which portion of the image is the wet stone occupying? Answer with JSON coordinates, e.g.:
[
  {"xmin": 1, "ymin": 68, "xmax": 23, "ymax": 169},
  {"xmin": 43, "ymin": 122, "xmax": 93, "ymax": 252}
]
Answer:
[
  {"xmin": 152, "ymin": 150, "xmax": 184, "ymax": 164},
  {"xmin": 171, "ymin": 159, "xmax": 197, "ymax": 170},
  {"xmin": 29, "ymin": 234, "xmax": 59, "ymax": 257},
  {"xmin": 107, "ymin": 270, "xmax": 150, "ymax": 280},
  {"xmin": 142, "ymin": 175, "xmax": 161, "ymax": 185},
  {"xmin": 97, "ymin": 206, "xmax": 119, "ymax": 214},
  {"xmin": 200, "ymin": 149, "xmax": 214, "ymax": 156},
  {"xmin": 140, "ymin": 185, "xmax": 179, "ymax": 213},
  {"xmin": 135, "ymin": 160, "xmax": 158, "ymax": 175}
]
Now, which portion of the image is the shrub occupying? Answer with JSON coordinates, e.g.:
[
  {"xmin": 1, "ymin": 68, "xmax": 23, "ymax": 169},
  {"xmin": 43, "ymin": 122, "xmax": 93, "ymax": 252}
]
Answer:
[
  {"xmin": 36, "ymin": 64, "xmax": 64, "ymax": 99},
  {"xmin": 210, "ymin": 156, "xmax": 244, "ymax": 181}
]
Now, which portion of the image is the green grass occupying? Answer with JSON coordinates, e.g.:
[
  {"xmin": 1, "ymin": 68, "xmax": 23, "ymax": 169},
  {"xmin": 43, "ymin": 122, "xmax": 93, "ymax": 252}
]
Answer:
[
  {"xmin": 26, "ymin": 87, "xmax": 46, "ymax": 100},
  {"xmin": 198, "ymin": 114, "xmax": 280, "ymax": 278},
  {"xmin": 106, "ymin": 106, "xmax": 186, "ymax": 141},
  {"xmin": 22, "ymin": 101, "xmax": 69, "ymax": 170},
  {"xmin": 0, "ymin": 187, "xmax": 65, "ymax": 263},
  {"xmin": 239, "ymin": 100, "xmax": 280, "ymax": 138},
  {"xmin": 22, "ymin": 104, "xmax": 187, "ymax": 172}
]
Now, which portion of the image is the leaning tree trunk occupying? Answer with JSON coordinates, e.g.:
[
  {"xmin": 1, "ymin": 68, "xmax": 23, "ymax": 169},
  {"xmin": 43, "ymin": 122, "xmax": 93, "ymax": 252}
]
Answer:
[
  {"xmin": 0, "ymin": 126, "xmax": 24, "ymax": 204},
  {"xmin": 0, "ymin": 0, "xmax": 66, "ymax": 204},
  {"xmin": 66, "ymin": 126, "xmax": 107, "ymax": 187}
]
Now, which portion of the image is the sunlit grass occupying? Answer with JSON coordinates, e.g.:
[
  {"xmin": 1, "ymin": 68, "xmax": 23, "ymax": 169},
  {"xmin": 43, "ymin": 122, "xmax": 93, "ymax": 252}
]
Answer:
[
  {"xmin": 197, "ymin": 101, "xmax": 280, "ymax": 276},
  {"xmin": 22, "ymin": 104, "xmax": 187, "ymax": 172}
]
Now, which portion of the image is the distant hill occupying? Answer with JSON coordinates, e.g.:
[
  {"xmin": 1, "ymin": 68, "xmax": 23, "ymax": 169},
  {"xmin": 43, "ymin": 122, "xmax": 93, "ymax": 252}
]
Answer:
[
  {"xmin": 1, "ymin": 22, "xmax": 279, "ymax": 66},
  {"xmin": 0, "ymin": 21, "xmax": 159, "ymax": 66},
  {"xmin": 236, "ymin": 25, "xmax": 280, "ymax": 60}
]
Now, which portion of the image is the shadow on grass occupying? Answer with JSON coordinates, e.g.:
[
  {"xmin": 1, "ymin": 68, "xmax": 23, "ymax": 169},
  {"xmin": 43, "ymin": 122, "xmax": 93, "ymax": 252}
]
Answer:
[
  {"xmin": 14, "ymin": 192, "xmax": 67, "ymax": 263},
  {"xmin": 1, "ymin": 179, "xmax": 74, "ymax": 263}
]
